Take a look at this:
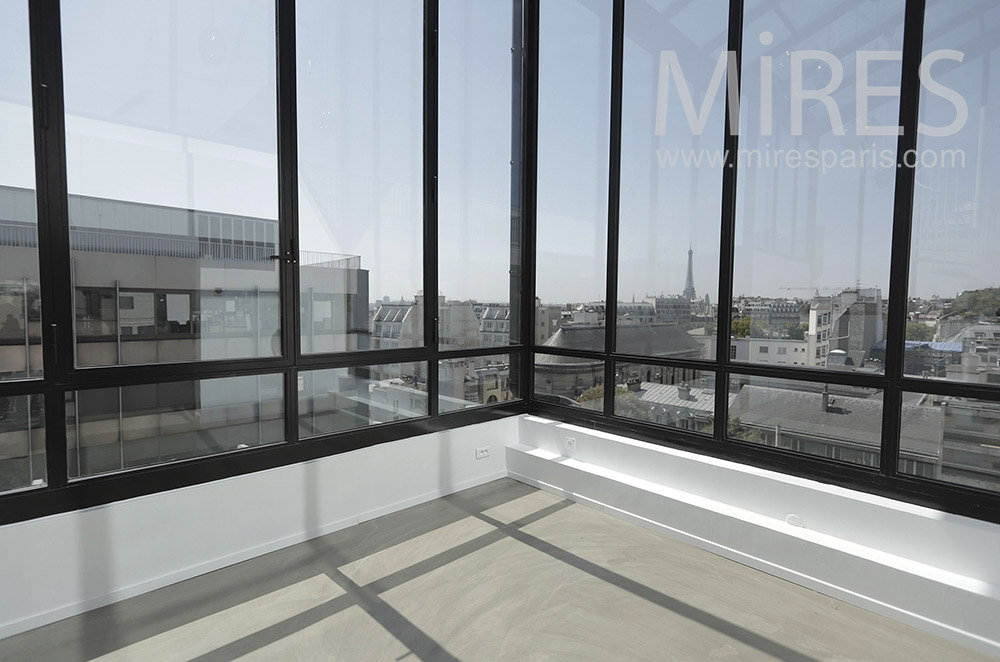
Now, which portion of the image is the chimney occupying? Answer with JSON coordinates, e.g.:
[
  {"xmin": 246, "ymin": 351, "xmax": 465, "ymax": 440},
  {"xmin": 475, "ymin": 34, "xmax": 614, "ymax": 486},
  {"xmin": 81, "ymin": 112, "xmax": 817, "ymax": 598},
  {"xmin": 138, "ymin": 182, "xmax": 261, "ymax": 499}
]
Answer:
[
  {"xmin": 678, "ymin": 382, "xmax": 691, "ymax": 400},
  {"xmin": 821, "ymin": 387, "xmax": 829, "ymax": 412}
]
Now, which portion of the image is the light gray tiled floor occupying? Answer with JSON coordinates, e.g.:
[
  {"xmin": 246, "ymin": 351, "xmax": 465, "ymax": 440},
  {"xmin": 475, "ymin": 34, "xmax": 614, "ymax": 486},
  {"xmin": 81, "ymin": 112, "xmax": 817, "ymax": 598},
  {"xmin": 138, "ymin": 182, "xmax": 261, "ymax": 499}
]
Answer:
[{"xmin": 0, "ymin": 478, "xmax": 991, "ymax": 661}]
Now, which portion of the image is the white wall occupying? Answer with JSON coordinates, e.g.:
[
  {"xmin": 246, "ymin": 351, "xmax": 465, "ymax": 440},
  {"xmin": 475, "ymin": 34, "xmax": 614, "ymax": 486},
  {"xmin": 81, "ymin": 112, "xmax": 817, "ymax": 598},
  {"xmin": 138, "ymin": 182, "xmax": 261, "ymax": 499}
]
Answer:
[{"xmin": 0, "ymin": 417, "xmax": 515, "ymax": 639}]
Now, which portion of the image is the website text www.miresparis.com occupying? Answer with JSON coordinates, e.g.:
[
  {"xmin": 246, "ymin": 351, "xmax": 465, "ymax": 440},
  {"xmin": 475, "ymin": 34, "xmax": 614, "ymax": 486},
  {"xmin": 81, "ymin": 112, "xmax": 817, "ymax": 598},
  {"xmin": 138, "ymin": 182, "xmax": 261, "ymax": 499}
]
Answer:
[{"xmin": 655, "ymin": 146, "xmax": 966, "ymax": 173}]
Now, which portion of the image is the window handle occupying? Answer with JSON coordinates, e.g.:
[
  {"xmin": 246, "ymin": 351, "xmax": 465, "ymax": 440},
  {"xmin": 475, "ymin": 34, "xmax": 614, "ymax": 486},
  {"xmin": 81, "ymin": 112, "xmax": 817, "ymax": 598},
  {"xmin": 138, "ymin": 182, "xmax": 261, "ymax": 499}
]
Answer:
[{"xmin": 268, "ymin": 241, "xmax": 296, "ymax": 264}]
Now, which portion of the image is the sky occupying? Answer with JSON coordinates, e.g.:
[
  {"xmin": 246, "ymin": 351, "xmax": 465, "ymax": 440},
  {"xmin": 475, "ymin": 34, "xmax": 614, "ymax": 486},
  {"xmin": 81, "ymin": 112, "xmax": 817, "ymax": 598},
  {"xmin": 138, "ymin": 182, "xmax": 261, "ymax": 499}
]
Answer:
[{"xmin": 1, "ymin": 0, "xmax": 998, "ymax": 306}]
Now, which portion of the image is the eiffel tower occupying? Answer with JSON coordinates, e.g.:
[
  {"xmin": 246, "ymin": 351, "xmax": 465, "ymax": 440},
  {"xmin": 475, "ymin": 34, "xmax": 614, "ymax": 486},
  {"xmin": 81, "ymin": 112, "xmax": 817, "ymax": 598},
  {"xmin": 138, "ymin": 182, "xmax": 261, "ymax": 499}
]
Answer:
[{"xmin": 682, "ymin": 246, "xmax": 696, "ymax": 300}]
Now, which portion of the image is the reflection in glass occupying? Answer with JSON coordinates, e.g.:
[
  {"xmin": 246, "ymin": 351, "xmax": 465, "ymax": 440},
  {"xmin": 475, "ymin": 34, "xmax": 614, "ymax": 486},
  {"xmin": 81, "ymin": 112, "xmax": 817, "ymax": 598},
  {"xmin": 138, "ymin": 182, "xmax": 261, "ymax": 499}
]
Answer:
[
  {"xmin": 733, "ymin": 0, "xmax": 903, "ymax": 371},
  {"xmin": 0, "ymin": 1, "xmax": 42, "ymax": 381},
  {"xmin": 438, "ymin": 0, "xmax": 515, "ymax": 351},
  {"xmin": 299, "ymin": 363, "xmax": 427, "ymax": 438},
  {"xmin": 0, "ymin": 394, "xmax": 46, "ymax": 493},
  {"xmin": 900, "ymin": 392, "xmax": 1000, "ymax": 493},
  {"xmin": 728, "ymin": 374, "xmax": 883, "ymax": 468},
  {"xmin": 906, "ymin": 0, "xmax": 1000, "ymax": 385},
  {"xmin": 61, "ymin": 1, "xmax": 281, "ymax": 367},
  {"xmin": 533, "ymin": 353, "xmax": 605, "ymax": 412},
  {"xmin": 613, "ymin": 364, "xmax": 715, "ymax": 433},
  {"xmin": 67, "ymin": 374, "xmax": 284, "ymax": 479},
  {"xmin": 439, "ymin": 354, "xmax": 518, "ymax": 413},
  {"xmin": 535, "ymin": 0, "xmax": 612, "ymax": 352},
  {"xmin": 297, "ymin": 1, "xmax": 423, "ymax": 354},
  {"xmin": 616, "ymin": 0, "xmax": 727, "ymax": 358}
]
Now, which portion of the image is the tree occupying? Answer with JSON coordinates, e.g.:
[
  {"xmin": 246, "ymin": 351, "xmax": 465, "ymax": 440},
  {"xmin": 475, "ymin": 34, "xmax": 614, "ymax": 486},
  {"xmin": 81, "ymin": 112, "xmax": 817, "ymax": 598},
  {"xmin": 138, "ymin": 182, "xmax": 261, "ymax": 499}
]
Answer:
[
  {"xmin": 731, "ymin": 316, "xmax": 765, "ymax": 338},
  {"xmin": 784, "ymin": 322, "xmax": 808, "ymax": 340},
  {"xmin": 953, "ymin": 288, "xmax": 1000, "ymax": 319},
  {"xmin": 576, "ymin": 384, "xmax": 653, "ymax": 421},
  {"xmin": 905, "ymin": 321, "xmax": 934, "ymax": 342}
]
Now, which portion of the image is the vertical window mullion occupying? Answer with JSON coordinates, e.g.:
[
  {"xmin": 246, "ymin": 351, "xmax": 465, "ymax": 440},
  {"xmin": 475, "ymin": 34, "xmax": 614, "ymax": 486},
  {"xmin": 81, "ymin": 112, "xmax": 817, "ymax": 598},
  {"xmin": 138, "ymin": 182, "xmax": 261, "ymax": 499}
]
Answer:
[
  {"xmin": 881, "ymin": 0, "xmax": 927, "ymax": 477},
  {"xmin": 715, "ymin": 0, "xmax": 744, "ymax": 443},
  {"xmin": 28, "ymin": 0, "xmax": 72, "ymax": 487},
  {"xmin": 603, "ymin": 0, "xmax": 625, "ymax": 418},
  {"xmin": 424, "ymin": 0, "xmax": 440, "ymax": 416},
  {"xmin": 520, "ymin": 0, "xmax": 539, "ymax": 405},
  {"xmin": 276, "ymin": 0, "xmax": 300, "ymax": 444}
]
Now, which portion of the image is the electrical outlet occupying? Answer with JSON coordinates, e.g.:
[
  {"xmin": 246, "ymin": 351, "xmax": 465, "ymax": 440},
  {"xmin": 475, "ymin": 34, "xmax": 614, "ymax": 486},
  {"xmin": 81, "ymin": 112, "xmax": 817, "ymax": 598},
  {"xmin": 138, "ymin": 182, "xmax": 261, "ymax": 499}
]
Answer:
[
  {"xmin": 476, "ymin": 447, "xmax": 490, "ymax": 460},
  {"xmin": 565, "ymin": 436, "xmax": 576, "ymax": 451}
]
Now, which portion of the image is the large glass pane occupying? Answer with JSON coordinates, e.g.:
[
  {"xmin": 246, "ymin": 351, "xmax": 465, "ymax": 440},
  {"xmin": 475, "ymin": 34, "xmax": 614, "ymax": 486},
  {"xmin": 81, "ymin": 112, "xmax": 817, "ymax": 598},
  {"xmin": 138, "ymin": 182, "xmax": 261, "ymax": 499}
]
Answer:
[
  {"xmin": 61, "ymin": 1, "xmax": 281, "ymax": 367},
  {"xmin": 905, "ymin": 0, "xmax": 1000, "ymax": 385},
  {"xmin": 612, "ymin": 363, "xmax": 716, "ymax": 433},
  {"xmin": 67, "ymin": 374, "xmax": 284, "ymax": 479},
  {"xmin": 298, "ymin": 363, "xmax": 427, "ymax": 438},
  {"xmin": 616, "ymin": 0, "xmax": 727, "ymax": 360},
  {"xmin": 729, "ymin": 374, "xmax": 883, "ymax": 468},
  {"xmin": 900, "ymin": 392, "xmax": 1000, "ymax": 493},
  {"xmin": 0, "ymin": 1, "xmax": 42, "ymax": 381},
  {"xmin": 297, "ymin": 1, "xmax": 423, "ymax": 354},
  {"xmin": 438, "ymin": 0, "xmax": 515, "ymax": 351},
  {"xmin": 535, "ymin": 0, "xmax": 612, "ymax": 353},
  {"xmin": 439, "ymin": 354, "xmax": 518, "ymax": 413},
  {"xmin": 0, "ymin": 394, "xmax": 46, "ymax": 493},
  {"xmin": 533, "ymin": 353, "xmax": 605, "ymax": 412},
  {"xmin": 733, "ymin": 1, "xmax": 904, "ymax": 371}
]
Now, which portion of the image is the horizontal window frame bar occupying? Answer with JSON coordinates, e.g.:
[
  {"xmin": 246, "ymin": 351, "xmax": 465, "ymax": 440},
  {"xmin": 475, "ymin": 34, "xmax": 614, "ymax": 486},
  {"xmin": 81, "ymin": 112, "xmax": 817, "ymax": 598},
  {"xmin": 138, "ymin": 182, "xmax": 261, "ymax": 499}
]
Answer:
[
  {"xmin": 295, "ymin": 347, "xmax": 433, "ymax": 370},
  {"xmin": 0, "ymin": 380, "xmax": 49, "ymax": 398},
  {"xmin": 897, "ymin": 377, "xmax": 1000, "ymax": 401},
  {"xmin": 723, "ymin": 362, "xmax": 889, "ymax": 389}
]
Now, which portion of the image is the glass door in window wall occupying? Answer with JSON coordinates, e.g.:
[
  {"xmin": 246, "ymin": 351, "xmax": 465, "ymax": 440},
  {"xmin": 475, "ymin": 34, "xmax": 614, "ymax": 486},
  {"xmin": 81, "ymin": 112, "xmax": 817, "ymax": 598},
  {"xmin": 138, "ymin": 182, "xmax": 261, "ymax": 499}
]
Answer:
[
  {"xmin": 905, "ymin": 0, "xmax": 1000, "ymax": 385},
  {"xmin": 438, "ymin": 0, "xmax": 516, "ymax": 351},
  {"xmin": 61, "ymin": 1, "xmax": 281, "ymax": 367},
  {"xmin": 535, "ymin": 0, "xmax": 613, "ymax": 352},
  {"xmin": 733, "ymin": 0, "xmax": 904, "ymax": 371},
  {"xmin": 297, "ymin": 1, "xmax": 424, "ymax": 355},
  {"xmin": 0, "ymin": 1, "xmax": 42, "ymax": 381},
  {"xmin": 616, "ymin": 0, "xmax": 728, "ymax": 361}
]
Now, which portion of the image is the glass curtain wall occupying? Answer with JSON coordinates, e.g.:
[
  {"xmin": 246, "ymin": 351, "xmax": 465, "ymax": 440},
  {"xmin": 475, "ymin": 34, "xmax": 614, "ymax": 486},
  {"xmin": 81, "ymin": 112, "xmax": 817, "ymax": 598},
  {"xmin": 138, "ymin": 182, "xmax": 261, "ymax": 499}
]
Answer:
[
  {"xmin": 897, "ymin": 0, "xmax": 1000, "ymax": 492},
  {"xmin": 532, "ymin": 0, "xmax": 1000, "ymax": 502},
  {"xmin": 0, "ymin": 0, "xmax": 523, "ymax": 507},
  {"xmin": 3, "ymin": 0, "xmax": 1000, "ymax": 523}
]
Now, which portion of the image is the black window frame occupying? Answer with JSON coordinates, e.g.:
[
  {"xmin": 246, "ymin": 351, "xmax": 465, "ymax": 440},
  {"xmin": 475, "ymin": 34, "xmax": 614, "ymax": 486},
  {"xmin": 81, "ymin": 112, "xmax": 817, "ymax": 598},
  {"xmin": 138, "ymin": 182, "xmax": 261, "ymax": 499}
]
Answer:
[
  {"xmin": 0, "ymin": 0, "xmax": 527, "ymax": 525},
  {"xmin": 525, "ymin": 0, "xmax": 1000, "ymax": 525}
]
